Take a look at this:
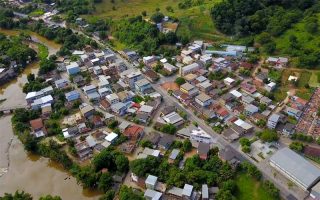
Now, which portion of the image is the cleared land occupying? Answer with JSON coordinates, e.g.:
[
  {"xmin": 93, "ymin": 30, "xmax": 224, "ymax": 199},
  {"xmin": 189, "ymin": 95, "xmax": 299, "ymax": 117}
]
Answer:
[
  {"xmin": 88, "ymin": 0, "xmax": 225, "ymax": 41},
  {"xmin": 235, "ymin": 173, "xmax": 276, "ymax": 200}
]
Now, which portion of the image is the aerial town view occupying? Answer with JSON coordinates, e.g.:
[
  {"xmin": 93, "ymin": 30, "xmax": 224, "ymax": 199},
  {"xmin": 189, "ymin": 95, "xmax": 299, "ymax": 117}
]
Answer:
[{"xmin": 1, "ymin": 0, "xmax": 320, "ymax": 200}]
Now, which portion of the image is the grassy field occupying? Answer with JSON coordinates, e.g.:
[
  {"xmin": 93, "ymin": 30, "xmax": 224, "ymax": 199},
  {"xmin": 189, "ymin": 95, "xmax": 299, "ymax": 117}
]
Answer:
[
  {"xmin": 274, "ymin": 13, "xmax": 320, "ymax": 65},
  {"xmin": 235, "ymin": 173, "xmax": 276, "ymax": 200},
  {"xmin": 88, "ymin": 0, "xmax": 226, "ymax": 41}
]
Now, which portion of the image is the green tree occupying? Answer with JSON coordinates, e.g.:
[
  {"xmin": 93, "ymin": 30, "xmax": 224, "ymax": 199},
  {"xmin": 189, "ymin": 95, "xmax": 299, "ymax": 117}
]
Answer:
[
  {"xmin": 175, "ymin": 77, "xmax": 186, "ymax": 86},
  {"xmin": 119, "ymin": 185, "xmax": 144, "ymax": 200},
  {"xmin": 97, "ymin": 172, "xmax": 113, "ymax": 192},
  {"xmin": 39, "ymin": 195, "xmax": 62, "ymax": 200},
  {"xmin": 99, "ymin": 190, "xmax": 115, "ymax": 200},
  {"xmin": 182, "ymin": 139, "xmax": 192, "ymax": 152},
  {"xmin": 257, "ymin": 129, "xmax": 279, "ymax": 142},
  {"xmin": 0, "ymin": 190, "xmax": 32, "ymax": 200}
]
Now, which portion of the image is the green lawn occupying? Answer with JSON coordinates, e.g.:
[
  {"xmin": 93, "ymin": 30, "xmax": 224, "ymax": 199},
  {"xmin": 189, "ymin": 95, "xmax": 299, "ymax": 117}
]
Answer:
[
  {"xmin": 37, "ymin": 44, "xmax": 49, "ymax": 60},
  {"xmin": 235, "ymin": 173, "xmax": 276, "ymax": 200},
  {"xmin": 87, "ymin": 0, "xmax": 225, "ymax": 41},
  {"xmin": 297, "ymin": 71, "xmax": 312, "ymax": 88}
]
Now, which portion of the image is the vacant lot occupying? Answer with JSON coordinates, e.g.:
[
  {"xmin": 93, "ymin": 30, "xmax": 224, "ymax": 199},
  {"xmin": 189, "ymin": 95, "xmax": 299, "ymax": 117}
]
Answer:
[
  {"xmin": 89, "ymin": 0, "xmax": 225, "ymax": 41},
  {"xmin": 235, "ymin": 173, "xmax": 276, "ymax": 200}
]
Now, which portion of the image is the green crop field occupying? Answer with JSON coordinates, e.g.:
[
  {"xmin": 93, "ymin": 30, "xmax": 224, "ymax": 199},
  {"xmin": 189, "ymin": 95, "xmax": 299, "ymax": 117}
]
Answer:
[
  {"xmin": 88, "ymin": 0, "xmax": 226, "ymax": 41},
  {"xmin": 235, "ymin": 173, "xmax": 277, "ymax": 200}
]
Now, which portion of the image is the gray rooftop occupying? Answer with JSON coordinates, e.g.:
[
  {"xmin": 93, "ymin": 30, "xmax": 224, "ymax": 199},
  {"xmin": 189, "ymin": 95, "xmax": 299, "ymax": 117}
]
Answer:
[
  {"xmin": 169, "ymin": 149, "xmax": 180, "ymax": 160},
  {"xmin": 146, "ymin": 175, "xmax": 158, "ymax": 186},
  {"xmin": 270, "ymin": 147, "xmax": 320, "ymax": 189},
  {"xmin": 144, "ymin": 189, "xmax": 162, "ymax": 200}
]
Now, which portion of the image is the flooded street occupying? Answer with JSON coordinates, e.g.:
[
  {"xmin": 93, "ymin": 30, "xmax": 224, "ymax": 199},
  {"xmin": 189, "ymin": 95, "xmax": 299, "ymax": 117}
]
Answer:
[
  {"xmin": 0, "ymin": 29, "xmax": 61, "ymax": 110},
  {"xmin": 0, "ymin": 30, "xmax": 100, "ymax": 199}
]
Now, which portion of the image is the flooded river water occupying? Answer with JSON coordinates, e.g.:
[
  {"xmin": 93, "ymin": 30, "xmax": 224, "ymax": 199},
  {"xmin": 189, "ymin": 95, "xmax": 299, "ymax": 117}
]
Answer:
[{"xmin": 0, "ymin": 30, "xmax": 100, "ymax": 199}]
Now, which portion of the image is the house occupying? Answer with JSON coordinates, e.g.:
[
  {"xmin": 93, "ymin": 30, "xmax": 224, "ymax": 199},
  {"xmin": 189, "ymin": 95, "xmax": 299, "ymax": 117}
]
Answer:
[
  {"xmin": 80, "ymin": 104, "xmax": 95, "ymax": 118},
  {"xmin": 117, "ymin": 90, "xmax": 134, "ymax": 103},
  {"xmin": 144, "ymin": 189, "xmax": 162, "ymax": 200},
  {"xmin": 31, "ymin": 95, "xmax": 54, "ymax": 110},
  {"xmin": 86, "ymin": 135, "xmax": 97, "ymax": 148},
  {"xmin": 267, "ymin": 113, "xmax": 280, "ymax": 129},
  {"xmin": 169, "ymin": 149, "xmax": 180, "ymax": 164},
  {"xmin": 75, "ymin": 141, "xmax": 92, "ymax": 160},
  {"xmin": 135, "ymin": 78, "xmax": 152, "ymax": 94},
  {"xmin": 197, "ymin": 81, "xmax": 212, "ymax": 93},
  {"xmin": 230, "ymin": 90, "xmax": 242, "ymax": 99},
  {"xmin": 123, "ymin": 125, "xmax": 144, "ymax": 141},
  {"xmin": 111, "ymin": 102, "xmax": 127, "ymax": 115},
  {"xmin": 145, "ymin": 175, "xmax": 158, "ymax": 190},
  {"xmin": 160, "ymin": 106, "xmax": 176, "ymax": 116},
  {"xmin": 30, "ymin": 118, "xmax": 47, "ymax": 138},
  {"xmin": 223, "ymin": 77, "xmax": 235, "ymax": 86},
  {"xmin": 158, "ymin": 135, "xmax": 174, "ymax": 150},
  {"xmin": 137, "ymin": 147, "xmax": 161, "ymax": 159},
  {"xmin": 198, "ymin": 142, "xmax": 210, "ymax": 160},
  {"xmin": 260, "ymin": 96, "xmax": 272, "ymax": 105},
  {"xmin": 219, "ymin": 93, "xmax": 235, "ymax": 105},
  {"xmin": 93, "ymin": 66, "xmax": 102, "ymax": 75},
  {"xmin": 119, "ymin": 121, "xmax": 131, "ymax": 132},
  {"xmin": 161, "ymin": 112, "xmax": 184, "ymax": 127},
  {"xmin": 167, "ymin": 184, "xmax": 196, "ymax": 200},
  {"xmin": 91, "ymin": 115, "xmax": 103, "ymax": 128},
  {"xmin": 120, "ymin": 69, "xmax": 143, "ymax": 89},
  {"xmin": 65, "ymin": 90, "xmax": 80, "ymax": 102},
  {"xmin": 180, "ymin": 62, "xmax": 200, "ymax": 76},
  {"xmin": 180, "ymin": 83, "xmax": 199, "ymax": 97},
  {"xmin": 195, "ymin": 93, "xmax": 213, "ymax": 107},
  {"xmin": 54, "ymin": 78, "xmax": 69, "ymax": 88},
  {"xmin": 265, "ymin": 82, "xmax": 276, "ymax": 92},
  {"xmin": 241, "ymin": 82, "xmax": 257, "ymax": 94},
  {"xmin": 282, "ymin": 123, "xmax": 295, "ymax": 136},
  {"xmin": 105, "ymin": 132, "xmax": 118, "ymax": 143},
  {"xmin": 66, "ymin": 62, "xmax": 80, "ymax": 75},
  {"xmin": 216, "ymin": 107, "xmax": 230, "ymax": 120},
  {"xmin": 41, "ymin": 104, "xmax": 52, "ymax": 118},
  {"xmin": 285, "ymin": 106, "xmax": 302, "ymax": 119},
  {"xmin": 106, "ymin": 93, "xmax": 120, "ymax": 105},
  {"xmin": 163, "ymin": 63, "xmax": 177, "ymax": 73},
  {"xmin": 98, "ymin": 87, "xmax": 112, "ymax": 98},
  {"xmin": 242, "ymin": 95, "xmax": 255, "ymax": 105},
  {"xmin": 143, "ymin": 56, "xmax": 157, "ymax": 65},
  {"xmin": 144, "ymin": 69, "xmax": 160, "ymax": 82},
  {"xmin": 244, "ymin": 104, "xmax": 259, "ymax": 116},
  {"xmin": 83, "ymin": 84, "xmax": 97, "ymax": 95},
  {"xmin": 63, "ymin": 126, "xmax": 79, "ymax": 138}
]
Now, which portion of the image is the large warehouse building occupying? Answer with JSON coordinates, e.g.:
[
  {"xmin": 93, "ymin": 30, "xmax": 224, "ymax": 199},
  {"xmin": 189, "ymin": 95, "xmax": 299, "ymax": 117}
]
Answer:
[{"xmin": 270, "ymin": 147, "xmax": 320, "ymax": 191}]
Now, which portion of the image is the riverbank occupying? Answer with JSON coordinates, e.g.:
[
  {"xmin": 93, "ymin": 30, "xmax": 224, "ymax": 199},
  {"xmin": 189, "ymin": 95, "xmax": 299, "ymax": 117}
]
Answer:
[
  {"xmin": 0, "ymin": 115, "xmax": 101, "ymax": 199},
  {"xmin": 0, "ymin": 29, "xmax": 60, "ymax": 110}
]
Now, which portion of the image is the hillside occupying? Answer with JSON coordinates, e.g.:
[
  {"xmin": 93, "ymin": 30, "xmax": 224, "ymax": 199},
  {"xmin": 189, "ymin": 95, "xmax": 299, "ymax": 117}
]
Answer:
[{"xmin": 88, "ymin": 0, "xmax": 225, "ymax": 41}]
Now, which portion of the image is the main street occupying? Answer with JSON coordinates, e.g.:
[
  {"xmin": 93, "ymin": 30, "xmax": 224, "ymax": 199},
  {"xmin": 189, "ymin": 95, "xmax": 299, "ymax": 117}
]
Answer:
[{"xmin": 44, "ymin": 19, "xmax": 304, "ymax": 200}]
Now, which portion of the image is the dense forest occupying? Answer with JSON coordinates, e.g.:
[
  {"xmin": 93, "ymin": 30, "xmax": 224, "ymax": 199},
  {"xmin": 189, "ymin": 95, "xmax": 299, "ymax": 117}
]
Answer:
[
  {"xmin": 211, "ymin": 0, "xmax": 318, "ymax": 36},
  {"xmin": 211, "ymin": 0, "xmax": 320, "ymax": 67},
  {"xmin": 0, "ymin": 33, "xmax": 37, "ymax": 67}
]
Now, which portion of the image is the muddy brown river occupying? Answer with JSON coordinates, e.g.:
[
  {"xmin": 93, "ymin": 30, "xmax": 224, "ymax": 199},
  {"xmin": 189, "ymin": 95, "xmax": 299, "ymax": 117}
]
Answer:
[{"xmin": 0, "ymin": 30, "xmax": 100, "ymax": 199}]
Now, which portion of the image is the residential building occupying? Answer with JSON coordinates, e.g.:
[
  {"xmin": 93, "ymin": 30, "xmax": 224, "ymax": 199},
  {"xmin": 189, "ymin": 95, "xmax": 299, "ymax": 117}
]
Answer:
[
  {"xmin": 195, "ymin": 93, "xmax": 213, "ymax": 107},
  {"xmin": 66, "ymin": 62, "xmax": 80, "ymax": 75},
  {"xmin": 123, "ymin": 125, "xmax": 144, "ymax": 141},
  {"xmin": 161, "ymin": 112, "xmax": 184, "ymax": 127},
  {"xmin": 111, "ymin": 102, "xmax": 127, "ymax": 115},
  {"xmin": 267, "ymin": 113, "xmax": 280, "ymax": 129},
  {"xmin": 80, "ymin": 104, "xmax": 95, "ymax": 118},
  {"xmin": 180, "ymin": 83, "xmax": 199, "ymax": 97},
  {"xmin": 158, "ymin": 135, "xmax": 174, "ymax": 150},
  {"xmin": 169, "ymin": 149, "xmax": 180, "ymax": 164},
  {"xmin": 144, "ymin": 189, "xmax": 162, "ymax": 200},
  {"xmin": 54, "ymin": 78, "xmax": 69, "ymax": 88},
  {"xmin": 223, "ymin": 77, "xmax": 235, "ymax": 86},
  {"xmin": 145, "ymin": 175, "xmax": 158, "ymax": 190},
  {"xmin": 135, "ymin": 78, "xmax": 152, "ymax": 94},
  {"xmin": 198, "ymin": 142, "xmax": 210, "ymax": 160},
  {"xmin": 30, "ymin": 118, "xmax": 47, "ymax": 138},
  {"xmin": 65, "ymin": 90, "xmax": 80, "ymax": 102},
  {"xmin": 106, "ymin": 93, "xmax": 120, "ymax": 105},
  {"xmin": 31, "ymin": 95, "xmax": 54, "ymax": 110},
  {"xmin": 244, "ymin": 104, "xmax": 259, "ymax": 116},
  {"xmin": 180, "ymin": 62, "xmax": 200, "ymax": 76},
  {"xmin": 163, "ymin": 62, "xmax": 177, "ymax": 73},
  {"xmin": 282, "ymin": 123, "xmax": 295, "ymax": 136}
]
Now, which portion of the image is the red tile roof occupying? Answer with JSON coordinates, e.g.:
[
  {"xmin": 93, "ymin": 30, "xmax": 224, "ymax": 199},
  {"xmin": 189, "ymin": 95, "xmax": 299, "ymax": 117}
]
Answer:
[
  {"xmin": 30, "ymin": 118, "xmax": 44, "ymax": 130},
  {"xmin": 123, "ymin": 125, "xmax": 143, "ymax": 139}
]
